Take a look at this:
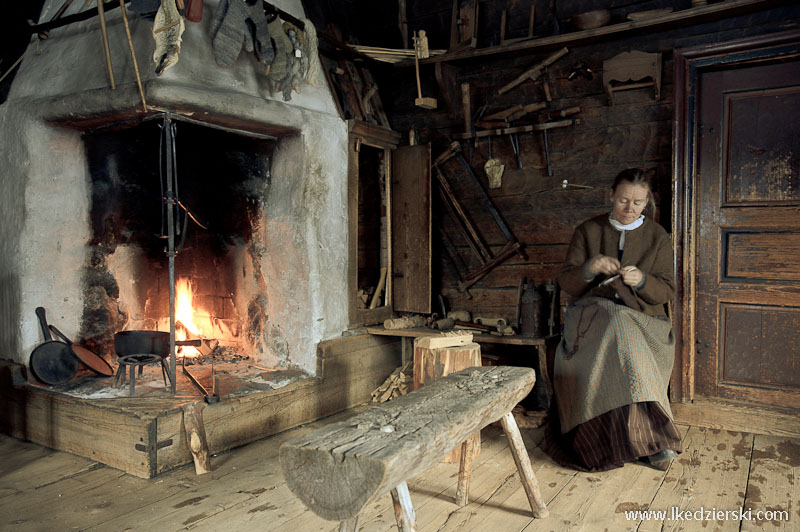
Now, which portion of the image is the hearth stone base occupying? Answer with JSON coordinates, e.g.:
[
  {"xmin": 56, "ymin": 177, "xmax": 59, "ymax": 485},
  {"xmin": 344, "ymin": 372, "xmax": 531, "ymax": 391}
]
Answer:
[{"xmin": 0, "ymin": 334, "xmax": 399, "ymax": 478}]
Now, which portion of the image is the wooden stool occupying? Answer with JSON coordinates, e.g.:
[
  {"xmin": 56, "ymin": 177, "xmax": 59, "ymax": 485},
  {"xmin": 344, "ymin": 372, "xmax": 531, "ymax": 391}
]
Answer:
[{"xmin": 414, "ymin": 335, "xmax": 482, "ymax": 462}]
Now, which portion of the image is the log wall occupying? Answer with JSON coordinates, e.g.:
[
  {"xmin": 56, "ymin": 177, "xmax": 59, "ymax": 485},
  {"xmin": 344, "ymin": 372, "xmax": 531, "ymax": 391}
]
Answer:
[{"xmin": 370, "ymin": 1, "xmax": 800, "ymax": 323}]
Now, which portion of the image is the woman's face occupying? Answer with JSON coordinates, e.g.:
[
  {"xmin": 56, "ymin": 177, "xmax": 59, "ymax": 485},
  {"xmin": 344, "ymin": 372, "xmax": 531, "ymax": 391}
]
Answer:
[{"xmin": 610, "ymin": 182, "xmax": 649, "ymax": 225}]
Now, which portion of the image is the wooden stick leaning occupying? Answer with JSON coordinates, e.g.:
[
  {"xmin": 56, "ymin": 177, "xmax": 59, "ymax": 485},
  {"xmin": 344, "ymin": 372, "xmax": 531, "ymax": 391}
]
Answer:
[
  {"xmin": 96, "ymin": 0, "xmax": 116, "ymax": 89},
  {"xmin": 119, "ymin": 0, "xmax": 147, "ymax": 111}
]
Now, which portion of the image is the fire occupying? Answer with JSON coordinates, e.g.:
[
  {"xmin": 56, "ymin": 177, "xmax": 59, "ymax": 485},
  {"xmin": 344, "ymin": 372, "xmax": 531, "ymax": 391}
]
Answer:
[{"xmin": 176, "ymin": 278, "xmax": 202, "ymax": 357}]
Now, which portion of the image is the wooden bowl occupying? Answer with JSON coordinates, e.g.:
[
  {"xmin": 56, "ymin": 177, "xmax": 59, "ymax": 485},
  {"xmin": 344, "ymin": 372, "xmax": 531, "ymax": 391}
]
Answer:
[{"xmin": 572, "ymin": 9, "xmax": 611, "ymax": 30}]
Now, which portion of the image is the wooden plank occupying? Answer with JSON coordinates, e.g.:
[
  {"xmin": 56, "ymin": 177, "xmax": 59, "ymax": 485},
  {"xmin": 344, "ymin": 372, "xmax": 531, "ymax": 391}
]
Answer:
[
  {"xmin": 0, "ymin": 435, "xmax": 99, "ymax": 501},
  {"xmin": 392, "ymin": 143, "xmax": 432, "ymax": 314},
  {"xmin": 411, "ymin": 0, "xmax": 785, "ymax": 65},
  {"xmin": 0, "ymin": 378, "xmax": 156, "ymax": 478},
  {"xmin": 641, "ymin": 426, "xmax": 753, "ymax": 532},
  {"xmin": 741, "ymin": 434, "xmax": 798, "ymax": 531},
  {"xmin": 671, "ymin": 397, "xmax": 800, "ymax": 439},
  {"xmin": 454, "ymin": 119, "xmax": 579, "ymax": 139}
]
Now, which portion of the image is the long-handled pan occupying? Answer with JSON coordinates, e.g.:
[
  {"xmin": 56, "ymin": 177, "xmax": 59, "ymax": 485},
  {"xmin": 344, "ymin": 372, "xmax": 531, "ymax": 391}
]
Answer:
[
  {"xmin": 29, "ymin": 307, "xmax": 78, "ymax": 385},
  {"xmin": 49, "ymin": 325, "xmax": 114, "ymax": 377}
]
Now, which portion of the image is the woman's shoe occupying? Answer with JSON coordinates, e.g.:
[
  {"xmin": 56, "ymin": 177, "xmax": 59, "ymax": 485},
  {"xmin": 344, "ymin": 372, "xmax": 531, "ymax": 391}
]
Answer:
[{"xmin": 642, "ymin": 449, "xmax": 677, "ymax": 470}]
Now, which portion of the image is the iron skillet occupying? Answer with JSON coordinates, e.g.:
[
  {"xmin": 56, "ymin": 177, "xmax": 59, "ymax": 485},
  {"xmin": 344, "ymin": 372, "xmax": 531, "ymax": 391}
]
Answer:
[
  {"xmin": 29, "ymin": 307, "xmax": 78, "ymax": 385},
  {"xmin": 49, "ymin": 325, "xmax": 114, "ymax": 377}
]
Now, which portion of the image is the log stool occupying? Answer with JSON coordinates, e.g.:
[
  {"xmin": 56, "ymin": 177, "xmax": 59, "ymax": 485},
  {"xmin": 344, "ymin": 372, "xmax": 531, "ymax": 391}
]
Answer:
[
  {"xmin": 280, "ymin": 366, "xmax": 549, "ymax": 531},
  {"xmin": 413, "ymin": 335, "xmax": 482, "ymax": 462}
]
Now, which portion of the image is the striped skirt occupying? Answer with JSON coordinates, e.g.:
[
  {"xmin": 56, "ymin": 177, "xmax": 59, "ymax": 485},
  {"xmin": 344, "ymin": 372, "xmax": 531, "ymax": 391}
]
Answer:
[{"xmin": 547, "ymin": 297, "xmax": 681, "ymax": 471}]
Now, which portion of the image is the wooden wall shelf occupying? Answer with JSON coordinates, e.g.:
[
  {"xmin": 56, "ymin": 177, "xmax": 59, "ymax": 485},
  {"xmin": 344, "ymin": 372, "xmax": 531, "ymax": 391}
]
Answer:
[{"xmin": 398, "ymin": 0, "xmax": 784, "ymax": 66}]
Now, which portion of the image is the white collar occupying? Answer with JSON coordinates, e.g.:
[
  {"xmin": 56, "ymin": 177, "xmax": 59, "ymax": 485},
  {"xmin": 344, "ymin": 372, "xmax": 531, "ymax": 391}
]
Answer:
[{"xmin": 608, "ymin": 214, "xmax": 644, "ymax": 232}]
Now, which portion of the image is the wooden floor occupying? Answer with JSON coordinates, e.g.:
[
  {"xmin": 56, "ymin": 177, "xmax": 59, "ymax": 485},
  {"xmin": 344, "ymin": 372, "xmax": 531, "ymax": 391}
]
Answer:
[{"xmin": 1, "ymin": 407, "xmax": 797, "ymax": 532}]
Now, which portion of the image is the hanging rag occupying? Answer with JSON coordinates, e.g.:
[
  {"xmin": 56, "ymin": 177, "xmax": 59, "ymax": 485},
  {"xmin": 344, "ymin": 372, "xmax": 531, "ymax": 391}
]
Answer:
[
  {"xmin": 301, "ymin": 17, "xmax": 322, "ymax": 86},
  {"xmin": 267, "ymin": 17, "xmax": 293, "ymax": 83}
]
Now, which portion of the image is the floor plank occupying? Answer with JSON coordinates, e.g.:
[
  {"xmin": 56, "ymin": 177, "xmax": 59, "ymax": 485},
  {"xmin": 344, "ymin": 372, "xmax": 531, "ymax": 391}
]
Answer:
[
  {"xmin": 1, "ymin": 408, "xmax": 797, "ymax": 532},
  {"xmin": 741, "ymin": 434, "xmax": 799, "ymax": 532},
  {"xmin": 643, "ymin": 427, "xmax": 754, "ymax": 532}
]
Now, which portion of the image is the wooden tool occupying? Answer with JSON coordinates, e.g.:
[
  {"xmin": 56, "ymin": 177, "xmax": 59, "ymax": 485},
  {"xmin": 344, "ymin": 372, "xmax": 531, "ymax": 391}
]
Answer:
[
  {"xmin": 413, "ymin": 31, "xmax": 437, "ymax": 109},
  {"xmin": 498, "ymin": 47, "xmax": 568, "ymax": 95}
]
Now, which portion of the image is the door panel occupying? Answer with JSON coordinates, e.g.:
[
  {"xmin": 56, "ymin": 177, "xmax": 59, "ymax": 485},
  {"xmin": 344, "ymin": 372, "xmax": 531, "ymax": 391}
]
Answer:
[
  {"xmin": 695, "ymin": 54, "xmax": 800, "ymax": 408},
  {"xmin": 391, "ymin": 144, "xmax": 432, "ymax": 314}
]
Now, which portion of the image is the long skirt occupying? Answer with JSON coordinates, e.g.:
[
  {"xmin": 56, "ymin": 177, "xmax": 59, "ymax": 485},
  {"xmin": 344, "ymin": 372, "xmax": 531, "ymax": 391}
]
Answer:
[{"xmin": 547, "ymin": 297, "xmax": 681, "ymax": 471}]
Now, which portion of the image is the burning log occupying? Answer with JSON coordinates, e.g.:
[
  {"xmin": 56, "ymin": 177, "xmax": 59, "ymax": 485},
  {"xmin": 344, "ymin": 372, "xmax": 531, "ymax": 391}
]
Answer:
[{"xmin": 176, "ymin": 320, "xmax": 218, "ymax": 357}]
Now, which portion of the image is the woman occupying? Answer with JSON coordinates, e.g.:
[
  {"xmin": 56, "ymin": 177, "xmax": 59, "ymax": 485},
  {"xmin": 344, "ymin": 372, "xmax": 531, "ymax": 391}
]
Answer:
[{"xmin": 549, "ymin": 168, "xmax": 681, "ymax": 471}]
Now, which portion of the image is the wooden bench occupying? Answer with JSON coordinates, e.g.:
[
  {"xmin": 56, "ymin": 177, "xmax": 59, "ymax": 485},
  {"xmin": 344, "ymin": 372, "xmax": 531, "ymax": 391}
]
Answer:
[{"xmin": 280, "ymin": 366, "xmax": 549, "ymax": 531}]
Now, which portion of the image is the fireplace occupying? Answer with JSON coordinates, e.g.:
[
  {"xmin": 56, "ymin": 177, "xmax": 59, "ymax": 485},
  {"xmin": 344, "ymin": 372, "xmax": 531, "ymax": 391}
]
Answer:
[
  {"xmin": 82, "ymin": 117, "xmax": 278, "ymax": 371},
  {"xmin": 0, "ymin": 0, "xmax": 352, "ymax": 386}
]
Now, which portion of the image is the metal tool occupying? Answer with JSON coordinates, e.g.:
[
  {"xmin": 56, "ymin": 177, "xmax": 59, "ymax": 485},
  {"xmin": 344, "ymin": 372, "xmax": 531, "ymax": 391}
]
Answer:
[
  {"xmin": 542, "ymin": 129, "xmax": 552, "ymax": 176},
  {"xmin": 600, "ymin": 274, "xmax": 620, "ymax": 286},
  {"xmin": 182, "ymin": 357, "xmax": 219, "ymax": 403}
]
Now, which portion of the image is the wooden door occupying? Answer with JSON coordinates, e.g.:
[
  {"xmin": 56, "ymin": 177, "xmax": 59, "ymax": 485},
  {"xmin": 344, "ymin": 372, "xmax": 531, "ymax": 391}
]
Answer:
[
  {"xmin": 694, "ymin": 49, "xmax": 800, "ymax": 408},
  {"xmin": 392, "ymin": 144, "xmax": 432, "ymax": 313}
]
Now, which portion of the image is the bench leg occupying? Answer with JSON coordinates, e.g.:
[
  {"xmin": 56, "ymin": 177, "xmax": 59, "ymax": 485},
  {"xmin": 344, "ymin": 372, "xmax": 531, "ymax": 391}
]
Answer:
[
  {"xmin": 338, "ymin": 515, "xmax": 359, "ymax": 532},
  {"xmin": 455, "ymin": 436, "xmax": 475, "ymax": 506},
  {"xmin": 390, "ymin": 481, "xmax": 417, "ymax": 532},
  {"xmin": 500, "ymin": 411, "xmax": 550, "ymax": 518}
]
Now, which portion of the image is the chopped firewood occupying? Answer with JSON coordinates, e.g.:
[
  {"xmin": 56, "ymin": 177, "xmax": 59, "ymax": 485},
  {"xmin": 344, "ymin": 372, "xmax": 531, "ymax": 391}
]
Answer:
[
  {"xmin": 357, "ymin": 289, "xmax": 370, "ymax": 309},
  {"xmin": 384, "ymin": 315, "xmax": 426, "ymax": 330},
  {"xmin": 371, "ymin": 362, "xmax": 412, "ymax": 403}
]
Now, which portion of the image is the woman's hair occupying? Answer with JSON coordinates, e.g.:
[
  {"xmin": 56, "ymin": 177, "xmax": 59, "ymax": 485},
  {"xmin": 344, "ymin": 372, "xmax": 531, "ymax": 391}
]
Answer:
[{"xmin": 612, "ymin": 168, "xmax": 656, "ymax": 214}]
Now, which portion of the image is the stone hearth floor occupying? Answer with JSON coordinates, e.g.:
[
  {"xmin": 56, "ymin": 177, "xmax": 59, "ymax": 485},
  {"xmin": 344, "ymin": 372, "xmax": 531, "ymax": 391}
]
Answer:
[{"xmin": 27, "ymin": 360, "xmax": 310, "ymax": 402}]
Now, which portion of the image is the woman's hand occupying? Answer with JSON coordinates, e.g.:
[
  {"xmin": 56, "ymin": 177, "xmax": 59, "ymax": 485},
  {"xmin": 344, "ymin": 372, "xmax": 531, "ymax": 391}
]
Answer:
[
  {"xmin": 587, "ymin": 255, "xmax": 621, "ymax": 276},
  {"xmin": 619, "ymin": 265, "xmax": 643, "ymax": 287}
]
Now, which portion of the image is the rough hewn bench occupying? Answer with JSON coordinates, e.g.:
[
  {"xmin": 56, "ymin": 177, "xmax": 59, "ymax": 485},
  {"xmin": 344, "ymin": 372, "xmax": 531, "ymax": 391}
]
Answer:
[{"xmin": 280, "ymin": 365, "xmax": 549, "ymax": 531}]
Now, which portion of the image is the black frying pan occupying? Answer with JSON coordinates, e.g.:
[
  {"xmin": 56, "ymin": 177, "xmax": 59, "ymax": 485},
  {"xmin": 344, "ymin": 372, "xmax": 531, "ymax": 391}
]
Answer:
[
  {"xmin": 29, "ymin": 307, "xmax": 78, "ymax": 385},
  {"xmin": 49, "ymin": 325, "xmax": 114, "ymax": 377}
]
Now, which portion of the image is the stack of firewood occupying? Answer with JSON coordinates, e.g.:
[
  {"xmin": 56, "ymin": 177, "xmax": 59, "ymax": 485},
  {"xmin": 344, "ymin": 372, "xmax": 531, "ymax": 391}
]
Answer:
[{"xmin": 371, "ymin": 361, "xmax": 412, "ymax": 403}]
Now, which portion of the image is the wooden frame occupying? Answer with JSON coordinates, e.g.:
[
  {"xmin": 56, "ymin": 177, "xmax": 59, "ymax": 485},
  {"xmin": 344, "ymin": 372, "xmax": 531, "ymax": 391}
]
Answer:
[
  {"xmin": 347, "ymin": 120, "xmax": 402, "ymax": 327},
  {"xmin": 671, "ymin": 29, "xmax": 800, "ymax": 403}
]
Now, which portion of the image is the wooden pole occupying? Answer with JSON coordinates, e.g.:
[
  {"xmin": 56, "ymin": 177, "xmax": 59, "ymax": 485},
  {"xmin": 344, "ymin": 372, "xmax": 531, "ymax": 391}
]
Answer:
[
  {"xmin": 119, "ymin": 0, "xmax": 146, "ymax": 111},
  {"xmin": 96, "ymin": 0, "xmax": 116, "ymax": 89}
]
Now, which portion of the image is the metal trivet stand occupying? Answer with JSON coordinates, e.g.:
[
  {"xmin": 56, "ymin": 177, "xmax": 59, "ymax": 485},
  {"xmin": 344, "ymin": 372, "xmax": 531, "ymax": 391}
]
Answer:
[{"xmin": 114, "ymin": 354, "xmax": 173, "ymax": 397}]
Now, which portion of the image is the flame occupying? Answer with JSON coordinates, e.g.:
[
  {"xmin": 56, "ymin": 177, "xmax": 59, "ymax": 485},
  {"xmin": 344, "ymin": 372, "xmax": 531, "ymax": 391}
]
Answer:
[
  {"xmin": 176, "ymin": 278, "xmax": 201, "ymax": 336},
  {"xmin": 176, "ymin": 278, "xmax": 201, "ymax": 357}
]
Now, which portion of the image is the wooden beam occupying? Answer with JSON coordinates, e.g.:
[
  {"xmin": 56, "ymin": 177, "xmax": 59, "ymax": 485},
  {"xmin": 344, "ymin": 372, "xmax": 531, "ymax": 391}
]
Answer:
[{"xmin": 454, "ymin": 118, "xmax": 579, "ymax": 139}]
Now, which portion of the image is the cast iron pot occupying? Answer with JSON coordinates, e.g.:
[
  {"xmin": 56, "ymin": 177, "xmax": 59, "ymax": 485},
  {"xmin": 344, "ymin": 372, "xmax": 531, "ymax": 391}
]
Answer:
[
  {"xmin": 114, "ymin": 330, "xmax": 170, "ymax": 358},
  {"xmin": 114, "ymin": 330, "xmax": 202, "ymax": 358}
]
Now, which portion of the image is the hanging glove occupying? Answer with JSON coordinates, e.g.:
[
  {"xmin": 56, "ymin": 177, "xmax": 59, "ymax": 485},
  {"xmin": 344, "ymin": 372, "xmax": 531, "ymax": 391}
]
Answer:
[
  {"xmin": 246, "ymin": 2, "xmax": 274, "ymax": 66},
  {"xmin": 210, "ymin": 0, "xmax": 252, "ymax": 68}
]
